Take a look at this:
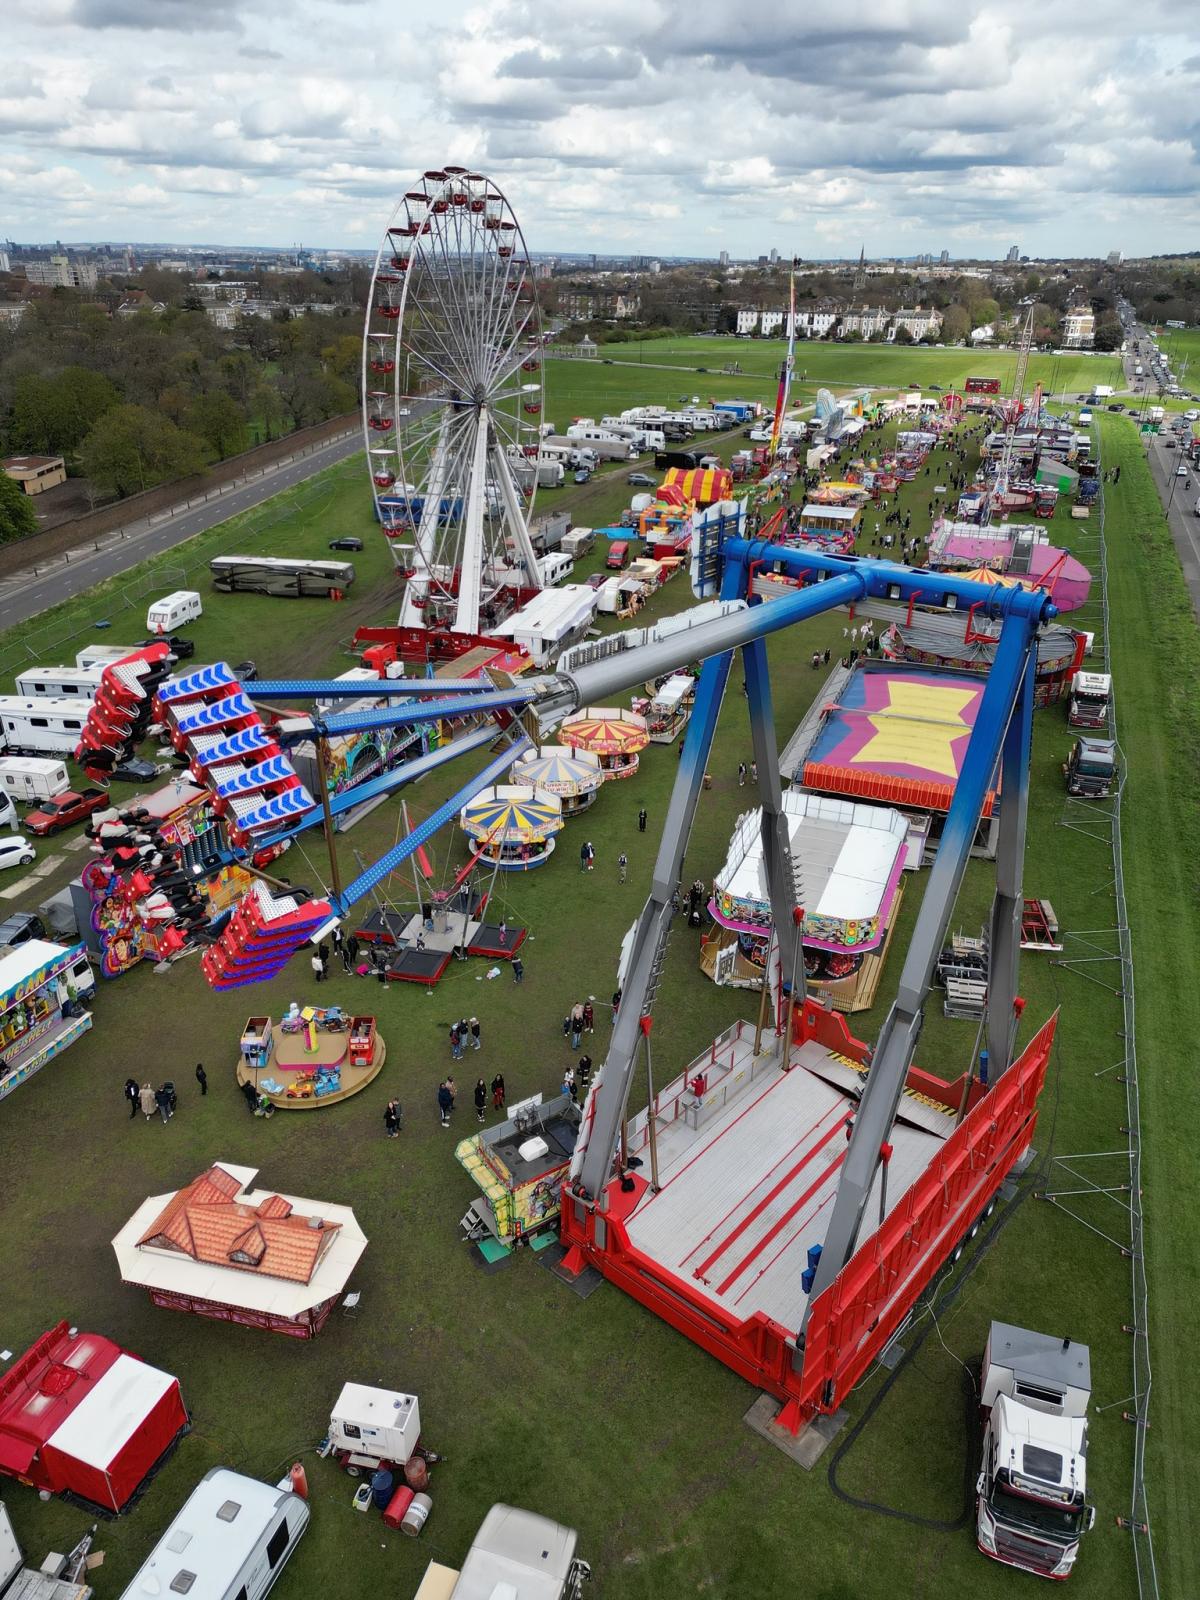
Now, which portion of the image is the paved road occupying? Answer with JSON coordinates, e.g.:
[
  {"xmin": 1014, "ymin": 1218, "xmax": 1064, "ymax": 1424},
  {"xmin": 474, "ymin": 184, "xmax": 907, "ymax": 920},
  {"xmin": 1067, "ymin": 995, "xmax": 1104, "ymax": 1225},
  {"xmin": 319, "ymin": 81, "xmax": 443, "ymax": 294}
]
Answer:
[{"xmin": 0, "ymin": 428, "xmax": 363, "ymax": 633}]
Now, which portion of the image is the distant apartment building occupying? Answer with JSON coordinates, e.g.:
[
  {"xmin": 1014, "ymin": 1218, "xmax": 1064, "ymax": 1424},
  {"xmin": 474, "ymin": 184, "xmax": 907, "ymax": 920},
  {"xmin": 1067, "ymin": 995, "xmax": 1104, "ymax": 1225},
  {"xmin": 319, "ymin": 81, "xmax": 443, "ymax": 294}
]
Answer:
[
  {"xmin": 839, "ymin": 306, "xmax": 890, "ymax": 338},
  {"xmin": 1106, "ymin": 250, "xmax": 1122, "ymax": 267},
  {"xmin": 939, "ymin": 250, "xmax": 950, "ymax": 264},
  {"xmin": 1005, "ymin": 245, "xmax": 1020, "ymax": 263},
  {"xmin": 891, "ymin": 306, "xmax": 942, "ymax": 340},
  {"xmin": 204, "ymin": 304, "xmax": 239, "ymax": 329},
  {"xmin": 190, "ymin": 280, "xmax": 251, "ymax": 303},
  {"xmin": 736, "ymin": 309, "xmax": 759, "ymax": 334},
  {"xmin": 116, "ymin": 290, "xmax": 166, "ymax": 317},
  {"xmin": 719, "ymin": 250, "xmax": 730, "ymax": 268},
  {"xmin": 0, "ymin": 249, "xmax": 10, "ymax": 274},
  {"xmin": 1061, "ymin": 305, "xmax": 1095, "ymax": 348},
  {"xmin": 23, "ymin": 255, "xmax": 98, "ymax": 290}
]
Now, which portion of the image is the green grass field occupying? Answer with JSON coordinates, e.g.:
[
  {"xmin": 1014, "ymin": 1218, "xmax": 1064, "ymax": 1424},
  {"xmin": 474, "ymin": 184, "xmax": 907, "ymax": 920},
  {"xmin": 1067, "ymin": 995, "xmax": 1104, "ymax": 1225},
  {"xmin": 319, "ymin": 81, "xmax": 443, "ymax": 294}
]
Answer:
[
  {"xmin": 566, "ymin": 335, "xmax": 1123, "ymax": 399},
  {"xmin": 0, "ymin": 384, "xmax": 1191, "ymax": 1598}
]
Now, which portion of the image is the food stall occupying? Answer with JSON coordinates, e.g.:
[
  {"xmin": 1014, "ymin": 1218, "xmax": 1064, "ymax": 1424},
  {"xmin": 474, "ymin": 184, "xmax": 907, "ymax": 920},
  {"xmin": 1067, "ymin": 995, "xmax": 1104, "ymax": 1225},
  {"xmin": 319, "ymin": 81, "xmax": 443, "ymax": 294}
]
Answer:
[{"xmin": 0, "ymin": 939, "xmax": 93, "ymax": 1102}]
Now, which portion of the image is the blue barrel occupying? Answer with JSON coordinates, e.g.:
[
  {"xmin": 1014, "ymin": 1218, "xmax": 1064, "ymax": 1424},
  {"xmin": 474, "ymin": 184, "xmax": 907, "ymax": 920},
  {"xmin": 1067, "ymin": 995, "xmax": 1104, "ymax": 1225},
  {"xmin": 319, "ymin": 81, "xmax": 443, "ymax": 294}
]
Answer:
[{"xmin": 370, "ymin": 1468, "xmax": 394, "ymax": 1511}]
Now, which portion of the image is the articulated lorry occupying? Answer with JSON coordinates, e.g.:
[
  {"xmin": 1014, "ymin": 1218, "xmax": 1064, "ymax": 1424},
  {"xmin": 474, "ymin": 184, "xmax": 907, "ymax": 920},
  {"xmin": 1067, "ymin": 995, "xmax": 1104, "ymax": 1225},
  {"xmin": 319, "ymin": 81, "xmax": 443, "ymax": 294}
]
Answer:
[
  {"xmin": 976, "ymin": 1322, "xmax": 1094, "ymax": 1580},
  {"xmin": 414, "ymin": 1504, "xmax": 590, "ymax": 1600},
  {"xmin": 1064, "ymin": 736, "xmax": 1118, "ymax": 797},
  {"xmin": 1066, "ymin": 671, "xmax": 1111, "ymax": 729}
]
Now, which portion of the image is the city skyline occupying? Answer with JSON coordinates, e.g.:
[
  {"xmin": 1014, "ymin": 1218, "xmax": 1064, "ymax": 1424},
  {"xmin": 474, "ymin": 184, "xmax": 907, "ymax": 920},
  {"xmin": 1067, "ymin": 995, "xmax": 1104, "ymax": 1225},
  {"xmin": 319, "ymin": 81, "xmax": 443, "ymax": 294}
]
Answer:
[{"xmin": 1, "ymin": 1, "xmax": 1197, "ymax": 256}]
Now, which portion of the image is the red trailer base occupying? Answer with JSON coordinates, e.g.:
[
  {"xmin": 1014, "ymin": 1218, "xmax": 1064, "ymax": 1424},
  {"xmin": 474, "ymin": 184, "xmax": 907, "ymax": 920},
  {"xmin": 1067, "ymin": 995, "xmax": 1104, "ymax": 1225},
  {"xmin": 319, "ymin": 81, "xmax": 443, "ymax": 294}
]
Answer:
[{"xmin": 560, "ymin": 1001, "xmax": 1056, "ymax": 1431}]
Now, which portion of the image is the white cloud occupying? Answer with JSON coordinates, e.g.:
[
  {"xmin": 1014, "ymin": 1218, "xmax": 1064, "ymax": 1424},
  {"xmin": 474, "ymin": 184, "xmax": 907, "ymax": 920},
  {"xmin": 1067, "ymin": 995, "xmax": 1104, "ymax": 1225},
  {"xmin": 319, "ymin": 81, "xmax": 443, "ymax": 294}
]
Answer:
[{"xmin": 0, "ymin": 0, "xmax": 1195, "ymax": 254}]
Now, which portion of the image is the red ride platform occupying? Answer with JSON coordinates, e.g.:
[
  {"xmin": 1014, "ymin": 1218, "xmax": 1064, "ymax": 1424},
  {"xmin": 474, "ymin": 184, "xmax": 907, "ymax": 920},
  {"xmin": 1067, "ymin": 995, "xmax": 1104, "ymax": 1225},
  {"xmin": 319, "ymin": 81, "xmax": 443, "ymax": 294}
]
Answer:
[{"xmin": 561, "ymin": 1000, "xmax": 1056, "ymax": 1430}]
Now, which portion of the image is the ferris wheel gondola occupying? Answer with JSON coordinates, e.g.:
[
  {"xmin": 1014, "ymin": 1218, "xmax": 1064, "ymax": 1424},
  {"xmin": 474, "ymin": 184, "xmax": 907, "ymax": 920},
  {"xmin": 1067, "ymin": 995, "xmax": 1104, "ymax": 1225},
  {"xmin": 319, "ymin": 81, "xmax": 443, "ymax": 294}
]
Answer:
[{"xmin": 362, "ymin": 168, "xmax": 546, "ymax": 637}]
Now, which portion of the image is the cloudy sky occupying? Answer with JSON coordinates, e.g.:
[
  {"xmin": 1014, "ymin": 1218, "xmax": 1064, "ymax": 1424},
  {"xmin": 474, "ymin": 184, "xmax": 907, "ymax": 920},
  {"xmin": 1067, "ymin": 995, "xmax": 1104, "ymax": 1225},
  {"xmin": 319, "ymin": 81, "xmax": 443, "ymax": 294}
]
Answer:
[{"xmin": 3, "ymin": 0, "xmax": 1198, "ymax": 257}]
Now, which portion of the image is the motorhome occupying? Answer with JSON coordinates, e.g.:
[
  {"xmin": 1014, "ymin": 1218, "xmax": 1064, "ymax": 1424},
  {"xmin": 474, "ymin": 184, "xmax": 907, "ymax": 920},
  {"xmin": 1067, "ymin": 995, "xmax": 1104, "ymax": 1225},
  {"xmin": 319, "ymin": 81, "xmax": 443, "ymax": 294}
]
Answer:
[
  {"xmin": 536, "ymin": 551, "xmax": 574, "ymax": 588},
  {"xmin": 118, "ymin": 1469, "xmax": 309, "ymax": 1600},
  {"xmin": 0, "ymin": 698, "xmax": 92, "ymax": 758},
  {"xmin": 14, "ymin": 665, "xmax": 103, "ymax": 702},
  {"xmin": 0, "ymin": 757, "xmax": 71, "ymax": 804},
  {"xmin": 560, "ymin": 528, "xmax": 595, "ymax": 559},
  {"xmin": 146, "ymin": 591, "xmax": 202, "ymax": 634}
]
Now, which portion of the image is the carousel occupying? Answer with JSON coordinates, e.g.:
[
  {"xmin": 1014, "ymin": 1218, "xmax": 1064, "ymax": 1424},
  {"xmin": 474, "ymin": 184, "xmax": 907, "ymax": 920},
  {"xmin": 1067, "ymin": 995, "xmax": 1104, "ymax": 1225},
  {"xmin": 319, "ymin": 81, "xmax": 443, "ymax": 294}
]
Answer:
[
  {"xmin": 512, "ymin": 745, "xmax": 604, "ymax": 815},
  {"xmin": 560, "ymin": 705, "xmax": 650, "ymax": 781},
  {"xmin": 460, "ymin": 784, "xmax": 563, "ymax": 870},
  {"xmin": 236, "ymin": 1007, "xmax": 386, "ymax": 1110}
]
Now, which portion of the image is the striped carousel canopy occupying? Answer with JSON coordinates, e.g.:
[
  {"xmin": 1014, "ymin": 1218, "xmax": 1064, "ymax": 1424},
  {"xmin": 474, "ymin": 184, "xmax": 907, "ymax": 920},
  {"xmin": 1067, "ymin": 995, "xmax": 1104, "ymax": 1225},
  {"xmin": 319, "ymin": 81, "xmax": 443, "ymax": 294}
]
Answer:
[
  {"xmin": 512, "ymin": 745, "xmax": 604, "ymax": 798},
  {"xmin": 460, "ymin": 784, "xmax": 564, "ymax": 844},
  {"xmin": 561, "ymin": 705, "xmax": 650, "ymax": 756}
]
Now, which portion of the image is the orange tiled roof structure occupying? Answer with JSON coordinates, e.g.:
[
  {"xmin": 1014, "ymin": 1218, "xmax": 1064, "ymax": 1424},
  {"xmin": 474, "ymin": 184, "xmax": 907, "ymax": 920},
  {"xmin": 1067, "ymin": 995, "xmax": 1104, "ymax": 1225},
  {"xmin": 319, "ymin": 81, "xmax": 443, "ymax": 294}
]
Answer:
[{"xmin": 137, "ymin": 1165, "xmax": 340, "ymax": 1285}]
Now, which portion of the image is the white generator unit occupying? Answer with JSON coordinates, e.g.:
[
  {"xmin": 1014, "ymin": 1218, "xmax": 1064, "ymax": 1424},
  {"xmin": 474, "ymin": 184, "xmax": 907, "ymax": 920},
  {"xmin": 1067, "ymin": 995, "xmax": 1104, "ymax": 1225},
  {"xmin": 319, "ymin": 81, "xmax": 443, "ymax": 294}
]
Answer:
[{"xmin": 329, "ymin": 1383, "xmax": 421, "ymax": 1473}]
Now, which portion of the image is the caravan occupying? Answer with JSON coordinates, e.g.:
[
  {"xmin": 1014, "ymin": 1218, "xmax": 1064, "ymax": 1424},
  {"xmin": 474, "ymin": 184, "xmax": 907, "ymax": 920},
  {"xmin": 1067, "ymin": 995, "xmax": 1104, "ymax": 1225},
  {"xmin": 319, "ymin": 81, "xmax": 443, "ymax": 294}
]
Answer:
[
  {"xmin": 0, "ymin": 698, "xmax": 92, "ymax": 758},
  {"xmin": 117, "ymin": 1469, "xmax": 309, "ymax": 1600},
  {"xmin": 146, "ymin": 591, "xmax": 202, "ymax": 634},
  {"xmin": 14, "ymin": 665, "xmax": 103, "ymax": 701},
  {"xmin": 0, "ymin": 757, "xmax": 71, "ymax": 804}
]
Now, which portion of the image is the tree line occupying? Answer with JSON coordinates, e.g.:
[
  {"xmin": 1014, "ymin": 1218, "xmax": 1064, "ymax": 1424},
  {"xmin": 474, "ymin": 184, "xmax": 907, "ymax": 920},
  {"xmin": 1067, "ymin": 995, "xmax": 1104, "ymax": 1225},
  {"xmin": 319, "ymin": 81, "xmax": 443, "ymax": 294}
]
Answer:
[{"xmin": 0, "ymin": 275, "xmax": 363, "ymax": 524}]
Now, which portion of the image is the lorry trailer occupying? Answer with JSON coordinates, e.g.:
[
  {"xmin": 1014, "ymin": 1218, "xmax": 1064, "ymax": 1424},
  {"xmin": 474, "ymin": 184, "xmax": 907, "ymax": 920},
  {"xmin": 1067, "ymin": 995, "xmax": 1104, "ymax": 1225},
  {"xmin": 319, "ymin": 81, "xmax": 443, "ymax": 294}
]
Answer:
[{"xmin": 414, "ymin": 1504, "xmax": 590, "ymax": 1600}]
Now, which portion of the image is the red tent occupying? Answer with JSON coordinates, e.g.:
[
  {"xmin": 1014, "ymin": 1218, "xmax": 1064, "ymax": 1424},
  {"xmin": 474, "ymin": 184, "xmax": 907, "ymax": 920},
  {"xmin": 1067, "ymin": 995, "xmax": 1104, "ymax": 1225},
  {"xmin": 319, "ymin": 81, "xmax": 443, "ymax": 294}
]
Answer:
[{"xmin": 0, "ymin": 1322, "xmax": 188, "ymax": 1514}]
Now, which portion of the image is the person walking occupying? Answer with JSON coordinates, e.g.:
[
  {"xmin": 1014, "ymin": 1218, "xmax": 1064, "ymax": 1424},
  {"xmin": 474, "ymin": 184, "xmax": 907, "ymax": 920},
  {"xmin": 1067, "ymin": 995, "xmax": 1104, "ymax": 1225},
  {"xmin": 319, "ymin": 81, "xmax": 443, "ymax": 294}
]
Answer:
[
  {"xmin": 385, "ymin": 1098, "xmax": 401, "ymax": 1138},
  {"xmin": 437, "ymin": 1080, "xmax": 453, "ymax": 1128},
  {"xmin": 475, "ymin": 1077, "xmax": 487, "ymax": 1123},
  {"xmin": 618, "ymin": 851, "xmax": 628, "ymax": 884},
  {"xmin": 124, "ymin": 1077, "xmax": 139, "ymax": 1119},
  {"xmin": 512, "ymin": 954, "xmax": 524, "ymax": 984},
  {"xmin": 450, "ymin": 1022, "xmax": 463, "ymax": 1061},
  {"xmin": 240, "ymin": 1078, "xmax": 258, "ymax": 1114},
  {"xmin": 154, "ymin": 1083, "xmax": 171, "ymax": 1124},
  {"xmin": 578, "ymin": 1055, "xmax": 592, "ymax": 1094},
  {"xmin": 570, "ymin": 1005, "xmax": 584, "ymax": 1050},
  {"xmin": 638, "ymin": 807, "xmax": 647, "ymax": 833},
  {"xmin": 445, "ymin": 1075, "xmax": 457, "ymax": 1110},
  {"xmin": 823, "ymin": 647, "xmax": 830, "ymax": 665},
  {"xmin": 491, "ymin": 1072, "xmax": 506, "ymax": 1111},
  {"xmin": 470, "ymin": 1016, "xmax": 481, "ymax": 1051},
  {"xmin": 311, "ymin": 946, "xmax": 325, "ymax": 984},
  {"xmin": 345, "ymin": 933, "xmax": 359, "ymax": 972},
  {"xmin": 750, "ymin": 761, "xmax": 757, "ymax": 783},
  {"xmin": 582, "ymin": 1000, "xmax": 594, "ymax": 1034},
  {"xmin": 195, "ymin": 1062, "xmax": 207, "ymax": 1097},
  {"xmin": 737, "ymin": 762, "xmax": 746, "ymax": 787},
  {"xmin": 580, "ymin": 840, "xmax": 590, "ymax": 872},
  {"xmin": 562, "ymin": 1066, "xmax": 576, "ymax": 1101},
  {"xmin": 611, "ymin": 988, "xmax": 621, "ymax": 1022}
]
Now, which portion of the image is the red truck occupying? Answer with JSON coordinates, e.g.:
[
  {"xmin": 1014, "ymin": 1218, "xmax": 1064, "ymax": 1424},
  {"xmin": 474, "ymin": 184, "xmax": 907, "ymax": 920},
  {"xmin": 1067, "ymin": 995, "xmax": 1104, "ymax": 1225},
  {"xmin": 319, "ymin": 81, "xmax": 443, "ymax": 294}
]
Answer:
[{"xmin": 25, "ymin": 786, "xmax": 108, "ymax": 836}]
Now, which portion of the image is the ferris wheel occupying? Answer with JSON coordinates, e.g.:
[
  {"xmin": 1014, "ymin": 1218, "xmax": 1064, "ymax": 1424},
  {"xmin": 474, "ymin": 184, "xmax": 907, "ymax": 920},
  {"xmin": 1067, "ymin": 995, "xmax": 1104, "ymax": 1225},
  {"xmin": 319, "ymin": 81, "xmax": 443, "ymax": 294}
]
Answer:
[{"xmin": 363, "ymin": 167, "xmax": 546, "ymax": 637}]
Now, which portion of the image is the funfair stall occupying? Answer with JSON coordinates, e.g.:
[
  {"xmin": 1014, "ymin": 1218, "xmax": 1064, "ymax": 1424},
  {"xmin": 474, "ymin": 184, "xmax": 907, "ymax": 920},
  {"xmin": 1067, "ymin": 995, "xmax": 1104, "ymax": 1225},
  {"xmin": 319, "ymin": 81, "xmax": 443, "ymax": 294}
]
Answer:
[
  {"xmin": 512, "ymin": 746, "xmax": 603, "ymax": 814},
  {"xmin": 704, "ymin": 792, "xmax": 910, "ymax": 1009},
  {"xmin": 560, "ymin": 707, "xmax": 649, "ymax": 781},
  {"xmin": 0, "ymin": 940, "xmax": 92, "ymax": 1102},
  {"xmin": 0, "ymin": 1322, "xmax": 188, "ymax": 1514},
  {"xmin": 459, "ymin": 784, "xmax": 563, "ymax": 870},
  {"xmin": 113, "ymin": 1163, "xmax": 368, "ymax": 1339}
]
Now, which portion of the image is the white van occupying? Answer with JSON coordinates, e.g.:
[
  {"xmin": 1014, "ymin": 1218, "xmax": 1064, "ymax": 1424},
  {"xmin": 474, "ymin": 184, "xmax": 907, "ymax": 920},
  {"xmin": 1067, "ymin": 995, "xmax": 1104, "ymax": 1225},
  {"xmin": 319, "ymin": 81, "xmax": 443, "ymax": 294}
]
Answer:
[
  {"xmin": 118, "ymin": 1468, "xmax": 310, "ymax": 1600},
  {"xmin": 0, "ymin": 699, "xmax": 92, "ymax": 758},
  {"xmin": 15, "ymin": 665, "xmax": 103, "ymax": 701},
  {"xmin": 146, "ymin": 590, "xmax": 202, "ymax": 634},
  {"xmin": 0, "ymin": 757, "xmax": 71, "ymax": 803}
]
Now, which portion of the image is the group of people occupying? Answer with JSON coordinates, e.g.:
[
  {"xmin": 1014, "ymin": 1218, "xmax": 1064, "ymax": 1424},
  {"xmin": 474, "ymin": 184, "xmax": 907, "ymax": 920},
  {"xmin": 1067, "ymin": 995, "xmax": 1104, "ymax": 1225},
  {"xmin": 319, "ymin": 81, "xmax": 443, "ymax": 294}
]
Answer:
[
  {"xmin": 310, "ymin": 928, "xmax": 361, "ymax": 983},
  {"xmin": 449, "ymin": 1017, "xmax": 482, "ymax": 1060},
  {"xmin": 436, "ymin": 1072, "xmax": 507, "ymax": 1128},
  {"xmin": 562, "ymin": 1000, "xmax": 595, "ymax": 1049},
  {"xmin": 561, "ymin": 1054, "xmax": 593, "ymax": 1104},
  {"xmin": 125, "ymin": 1063, "xmax": 207, "ymax": 1123}
]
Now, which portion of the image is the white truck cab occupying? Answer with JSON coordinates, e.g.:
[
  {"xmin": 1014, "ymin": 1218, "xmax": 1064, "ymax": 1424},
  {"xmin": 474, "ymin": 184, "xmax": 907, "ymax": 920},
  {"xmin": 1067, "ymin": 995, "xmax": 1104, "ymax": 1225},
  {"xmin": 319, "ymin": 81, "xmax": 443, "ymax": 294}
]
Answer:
[{"xmin": 976, "ymin": 1322, "xmax": 1094, "ymax": 1581}]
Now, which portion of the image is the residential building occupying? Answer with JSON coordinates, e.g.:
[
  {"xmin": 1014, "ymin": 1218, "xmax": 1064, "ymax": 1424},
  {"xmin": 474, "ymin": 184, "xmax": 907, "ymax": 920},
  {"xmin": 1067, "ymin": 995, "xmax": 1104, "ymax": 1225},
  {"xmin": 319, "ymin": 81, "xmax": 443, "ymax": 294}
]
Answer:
[
  {"xmin": 2, "ymin": 454, "xmax": 67, "ymax": 495},
  {"xmin": 0, "ymin": 303, "xmax": 27, "ymax": 327},
  {"xmin": 736, "ymin": 309, "xmax": 759, "ymax": 335},
  {"xmin": 204, "ymin": 304, "xmax": 239, "ymax": 330},
  {"xmin": 970, "ymin": 324, "xmax": 996, "ymax": 345},
  {"xmin": 769, "ymin": 248, "xmax": 779, "ymax": 265},
  {"xmin": 0, "ymin": 249, "xmax": 10, "ymax": 274},
  {"xmin": 116, "ymin": 290, "xmax": 165, "ymax": 317},
  {"xmin": 719, "ymin": 250, "xmax": 730, "ymax": 268},
  {"xmin": 1061, "ymin": 305, "xmax": 1095, "ymax": 348},
  {"xmin": 939, "ymin": 250, "xmax": 950, "ymax": 265},
  {"xmin": 839, "ymin": 306, "xmax": 890, "ymax": 338},
  {"xmin": 890, "ymin": 306, "xmax": 942, "ymax": 340},
  {"xmin": 760, "ymin": 309, "xmax": 784, "ymax": 336},
  {"xmin": 189, "ymin": 279, "xmax": 250, "ymax": 303},
  {"xmin": 1005, "ymin": 245, "xmax": 1020, "ymax": 263},
  {"xmin": 1106, "ymin": 250, "xmax": 1122, "ymax": 267}
]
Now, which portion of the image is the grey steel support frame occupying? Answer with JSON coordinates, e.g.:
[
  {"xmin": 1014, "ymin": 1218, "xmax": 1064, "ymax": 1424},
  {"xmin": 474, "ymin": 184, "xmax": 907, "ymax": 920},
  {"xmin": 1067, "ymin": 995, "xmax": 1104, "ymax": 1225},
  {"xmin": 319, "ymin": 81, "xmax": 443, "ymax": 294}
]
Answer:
[
  {"xmin": 802, "ymin": 613, "xmax": 1038, "ymax": 1322},
  {"xmin": 986, "ymin": 644, "xmax": 1037, "ymax": 1077},
  {"xmin": 742, "ymin": 634, "xmax": 802, "ymax": 1027}
]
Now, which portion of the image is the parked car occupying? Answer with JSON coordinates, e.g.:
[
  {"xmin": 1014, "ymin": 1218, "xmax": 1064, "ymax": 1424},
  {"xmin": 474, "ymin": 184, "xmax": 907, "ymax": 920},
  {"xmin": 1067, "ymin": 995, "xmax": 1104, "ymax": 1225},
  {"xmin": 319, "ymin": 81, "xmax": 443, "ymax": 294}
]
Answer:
[
  {"xmin": 606, "ymin": 540, "xmax": 630, "ymax": 570},
  {"xmin": 0, "ymin": 911, "xmax": 46, "ymax": 947},
  {"xmin": 1107, "ymin": 404, "xmax": 1124, "ymax": 412},
  {"xmin": 329, "ymin": 537, "xmax": 363, "ymax": 551},
  {"xmin": 573, "ymin": 469, "xmax": 592, "ymax": 484},
  {"xmin": 25, "ymin": 787, "xmax": 109, "ymax": 837},
  {"xmin": 585, "ymin": 572, "xmax": 607, "ymax": 590},
  {"xmin": 110, "ymin": 757, "xmax": 158, "ymax": 784},
  {"xmin": 628, "ymin": 472, "xmax": 656, "ymax": 487},
  {"xmin": 1176, "ymin": 465, "xmax": 1189, "ymax": 477},
  {"xmin": 0, "ymin": 835, "xmax": 36, "ymax": 872},
  {"xmin": 929, "ymin": 383, "xmax": 943, "ymax": 391},
  {"xmin": 141, "ymin": 634, "xmax": 196, "ymax": 660}
]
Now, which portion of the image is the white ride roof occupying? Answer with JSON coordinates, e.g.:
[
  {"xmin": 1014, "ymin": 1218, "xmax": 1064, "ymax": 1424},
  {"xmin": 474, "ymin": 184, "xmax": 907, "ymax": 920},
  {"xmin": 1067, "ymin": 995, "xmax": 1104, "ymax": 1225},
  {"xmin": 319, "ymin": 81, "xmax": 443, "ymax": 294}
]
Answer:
[
  {"xmin": 47, "ymin": 1354, "xmax": 177, "ymax": 1469},
  {"xmin": 452, "ymin": 1504, "xmax": 579, "ymax": 1600}
]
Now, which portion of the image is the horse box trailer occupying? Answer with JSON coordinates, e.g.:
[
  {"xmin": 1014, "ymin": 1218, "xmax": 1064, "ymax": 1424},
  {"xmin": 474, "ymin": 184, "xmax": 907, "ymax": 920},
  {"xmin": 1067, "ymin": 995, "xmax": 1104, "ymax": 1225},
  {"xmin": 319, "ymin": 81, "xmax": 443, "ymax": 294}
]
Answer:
[
  {"xmin": 0, "ymin": 758, "xmax": 71, "ymax": 803},
  {"xmin": 117, "ymin": 1469, "xmax": 309, "ymax": 1600},
  {"xmin": 0, "ymin": 699, "xmax": 92, "ymax": 758},
  {"xmin": 0, "ymin": 1322, "xmax": 189, "ymax": 1516},
  {"xmin": 145, "ymin": 591, "xmax": 201, "ymax": 635}
]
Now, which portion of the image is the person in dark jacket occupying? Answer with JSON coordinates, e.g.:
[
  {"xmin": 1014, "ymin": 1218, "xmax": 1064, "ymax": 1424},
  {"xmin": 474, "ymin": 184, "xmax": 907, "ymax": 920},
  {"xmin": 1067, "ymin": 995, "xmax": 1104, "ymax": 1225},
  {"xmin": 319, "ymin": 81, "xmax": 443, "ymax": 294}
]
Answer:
[
  {"xmin": 195, "ymin": 1062, "xmax": 207, "ymax": 1096},
  {"xmin": 437, "ymin": 1080, "xmax": 454, "ymax": 1127},
  {"xmin": 474, "ymin": 1078, "xmax": 487, "ymax": 1122},
  {"xmin": 124, "ymin": 1077, "xmax": 139, "ymax": 1118},
  {"xmin": 491, "ymin": 1072, "xmax": 506, "ymax": 1110},
  {"xmin": 384, "ymin": 1099, "xmax": 402, "ymax": 1138},
  {"xmin": 154, "ymin": 1084, "xmax": 172, "ymax": 1123},
  {"xmin": 240, "ymin": 1078, "xmax": 259, "ymax": 1113}
]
